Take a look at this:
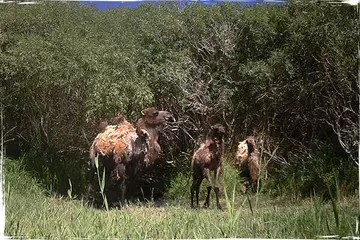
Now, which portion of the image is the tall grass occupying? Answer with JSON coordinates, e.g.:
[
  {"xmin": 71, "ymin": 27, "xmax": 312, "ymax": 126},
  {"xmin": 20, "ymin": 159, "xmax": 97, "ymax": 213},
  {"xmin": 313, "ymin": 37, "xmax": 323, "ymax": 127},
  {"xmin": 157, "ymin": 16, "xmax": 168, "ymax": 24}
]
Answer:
[
  {"xmin": 94, "ymin": 156, "xmax": 109, "ymax": 211},
  {"xmin": 166, "ymin": 161, "xmax": 242, "ymax": 202},
  {"xmin": 5, "ymin": 158, "xmax": 360, "ymax": 239}
]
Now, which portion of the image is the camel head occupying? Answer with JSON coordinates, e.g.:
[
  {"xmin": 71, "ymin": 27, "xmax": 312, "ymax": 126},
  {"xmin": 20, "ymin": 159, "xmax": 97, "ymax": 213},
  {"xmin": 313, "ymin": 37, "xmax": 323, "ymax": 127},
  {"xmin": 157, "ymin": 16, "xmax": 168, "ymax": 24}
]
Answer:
[
  {"xmin": 245, "ymin": 136, "xmax": 257, "ymax": 153},
  {"xmin": 140, "ymin": 107, "xmax": 175, "ymax": 126},
  {"xmin": 209, "ymin": 123, "xmax": 225, "ymax": 142}
]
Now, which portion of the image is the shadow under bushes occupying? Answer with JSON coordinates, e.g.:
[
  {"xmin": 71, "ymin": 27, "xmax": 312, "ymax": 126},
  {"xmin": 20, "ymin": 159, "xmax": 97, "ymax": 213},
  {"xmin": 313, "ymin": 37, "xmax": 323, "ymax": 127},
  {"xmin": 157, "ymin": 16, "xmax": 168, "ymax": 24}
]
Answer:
[
  {"xmin": 265, "ymin": 143, "xmax": 358, "ymax": 200},
  {"xmin": 16, "ymin": 148, "xmax": 89, "ymax": 196}
]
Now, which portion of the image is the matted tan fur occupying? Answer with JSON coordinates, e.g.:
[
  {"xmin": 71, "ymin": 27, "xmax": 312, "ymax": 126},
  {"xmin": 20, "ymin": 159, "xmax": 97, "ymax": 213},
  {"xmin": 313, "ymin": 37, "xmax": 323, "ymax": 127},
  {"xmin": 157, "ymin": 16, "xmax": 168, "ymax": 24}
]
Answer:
[
  {"xmin": 88, "ymin": 107, "xmax": 175, "ymax": 207},
  {"xmin": 236, "ymin": 136, "xmax": 260, "ymax": 192},
  {"xmin": 90, "ymin": 120, "xmax": 136, "ymax": 164}
]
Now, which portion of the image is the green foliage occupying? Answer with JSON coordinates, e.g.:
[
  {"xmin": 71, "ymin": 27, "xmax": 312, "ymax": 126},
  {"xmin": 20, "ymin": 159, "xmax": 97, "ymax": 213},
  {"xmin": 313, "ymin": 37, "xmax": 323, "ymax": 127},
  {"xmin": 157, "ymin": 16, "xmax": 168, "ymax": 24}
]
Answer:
[
  {"xmin": 166, "ymin": 171, "xmax": 191, "ymax": 200},
  {"xmin": 267, "ymin": 144, "xmax": 357, "ymax": 199},
  {"xmin": 1, "ymin": 1, "xmax": 358, "ymax": 197},
  {"xmin": 4, "ymin": 158, "xmax": 46, "ymax": 197}
]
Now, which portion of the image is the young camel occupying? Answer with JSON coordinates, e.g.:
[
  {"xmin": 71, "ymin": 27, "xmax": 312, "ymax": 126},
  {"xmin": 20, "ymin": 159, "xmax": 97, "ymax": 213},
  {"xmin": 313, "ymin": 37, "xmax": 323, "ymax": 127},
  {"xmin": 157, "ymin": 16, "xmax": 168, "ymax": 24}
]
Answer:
[
  {"xmin": 236, "ymin": 136, "xmax": 260, "ymax": 192},
  {"xmin": 88, "ymin": 107, "xmax": 175, "ymax": 207},
  {"xmin": 191, "ymin": 124, "xmax": 225, "ymax": 210}
]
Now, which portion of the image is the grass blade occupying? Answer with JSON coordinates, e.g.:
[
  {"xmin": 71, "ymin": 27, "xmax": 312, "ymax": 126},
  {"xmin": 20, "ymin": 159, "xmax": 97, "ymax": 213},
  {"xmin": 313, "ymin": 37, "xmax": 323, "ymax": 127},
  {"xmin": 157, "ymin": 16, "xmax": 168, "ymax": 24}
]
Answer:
[
  {"xmin": 247, "ymin": 194, "xmax": 253, "ymax": 215},
  {"xmin": 95, "ymin": 155, "xmax": 99, "ymax": 169},
  {"xmin": 67, "ymin": 179, "xmax": 72, "ymax": 199},
  {"xmin": 101, "ymin": 168, "xmax": 106, "ymax": 192},
  {"xmin": 327, "ymin": 182, "xmax": 339, "ymax": 229}
]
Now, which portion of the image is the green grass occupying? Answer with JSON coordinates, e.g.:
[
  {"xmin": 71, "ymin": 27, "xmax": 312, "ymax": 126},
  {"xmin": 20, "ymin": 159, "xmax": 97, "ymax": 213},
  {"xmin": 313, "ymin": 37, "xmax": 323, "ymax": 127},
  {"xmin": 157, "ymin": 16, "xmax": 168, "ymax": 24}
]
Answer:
[{"xmin": 4, "ymin": 158, "xmax": 360, "ymax": 239}]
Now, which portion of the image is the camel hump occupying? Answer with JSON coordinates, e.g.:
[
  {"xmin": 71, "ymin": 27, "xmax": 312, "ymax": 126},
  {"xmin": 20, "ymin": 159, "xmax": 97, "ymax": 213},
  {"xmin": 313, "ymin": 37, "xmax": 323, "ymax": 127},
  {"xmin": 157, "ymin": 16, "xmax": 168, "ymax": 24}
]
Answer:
[
  {"xmin": 237, "ymin": 140, "xmax": 248, "ymax": 157},
  {"xmin": 112, "ymin": 114, "xmax": 125, "ymax": 125},
  {"xmin": 236, "ymin": 140, "xmax": 248, "ymax": 167},
  {"xmin": 113, "ymin": 140, "xmax": 127, "ymax": 163},
  {"xmin": 92, "ymin": 120, "xmax": 136, "ymax": 158},
  {"xmin": 99, "ymin": 121, "xmax": 109, "ymax": 132}
]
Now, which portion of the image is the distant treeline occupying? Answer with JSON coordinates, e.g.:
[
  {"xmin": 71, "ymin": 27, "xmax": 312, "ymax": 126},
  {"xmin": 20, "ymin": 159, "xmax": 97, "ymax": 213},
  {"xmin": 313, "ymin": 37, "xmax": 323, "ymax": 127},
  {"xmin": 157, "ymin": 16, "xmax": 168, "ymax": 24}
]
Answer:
[{"xmin": 1, "ymin": 1, "xmax": 358, "ymax": 197}]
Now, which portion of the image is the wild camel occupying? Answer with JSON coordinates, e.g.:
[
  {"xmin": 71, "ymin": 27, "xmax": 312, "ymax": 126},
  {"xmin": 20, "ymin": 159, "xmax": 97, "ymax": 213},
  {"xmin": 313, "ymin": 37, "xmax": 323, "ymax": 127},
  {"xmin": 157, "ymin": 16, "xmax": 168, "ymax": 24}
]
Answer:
[
  {"xmin": 191, "ymin": 124, "xmax": 225, "ymax": 210},
  {"xmin": 88, "ymin": 107, "xmax": 175, "ymax": 207},
  {"xmin": 236, "ymin": 136, "xmax": 260, "ymax": 192}
]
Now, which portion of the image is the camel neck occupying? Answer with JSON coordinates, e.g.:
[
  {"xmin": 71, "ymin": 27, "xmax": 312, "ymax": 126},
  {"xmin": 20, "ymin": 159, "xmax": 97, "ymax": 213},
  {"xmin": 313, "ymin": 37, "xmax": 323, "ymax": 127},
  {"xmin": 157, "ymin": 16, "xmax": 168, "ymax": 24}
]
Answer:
[{"xmin": 137, "ymin": 118, "xmax": 158, "ymax": 135}]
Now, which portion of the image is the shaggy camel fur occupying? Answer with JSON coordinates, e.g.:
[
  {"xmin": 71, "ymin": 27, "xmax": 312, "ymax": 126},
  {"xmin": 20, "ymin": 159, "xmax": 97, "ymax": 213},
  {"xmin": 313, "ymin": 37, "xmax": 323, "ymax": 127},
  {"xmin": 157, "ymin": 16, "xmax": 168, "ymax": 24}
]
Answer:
[
  {"xmin": 88, "ymin": 107, "xmax": 175, "ymax": 207},
  {"xmin": 236, "ymin": 136, "xmax": 260, "ymax": 192},
  {"xmin": 191, "ymin": 124, "xmax": 225, "ymax": 210}
]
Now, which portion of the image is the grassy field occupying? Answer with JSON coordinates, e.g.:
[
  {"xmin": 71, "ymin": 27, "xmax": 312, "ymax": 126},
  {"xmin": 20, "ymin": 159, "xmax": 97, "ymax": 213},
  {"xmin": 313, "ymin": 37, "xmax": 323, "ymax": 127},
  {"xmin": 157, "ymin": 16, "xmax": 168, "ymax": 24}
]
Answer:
[{"xmin": 4, "ymin": 159, "xmax": 360, "ymax": 239}]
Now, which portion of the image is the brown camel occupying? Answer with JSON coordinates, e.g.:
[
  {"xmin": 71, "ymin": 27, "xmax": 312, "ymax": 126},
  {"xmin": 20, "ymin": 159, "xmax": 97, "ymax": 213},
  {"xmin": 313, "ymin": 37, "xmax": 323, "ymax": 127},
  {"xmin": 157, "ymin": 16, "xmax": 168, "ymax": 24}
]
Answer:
[
  {"xmin": 191, "ymin": 124, "xmax": 225, "ymax": 210},
  {"xmin": 88, "ymin": 107, "xmax": 175, "ymax": 207}
]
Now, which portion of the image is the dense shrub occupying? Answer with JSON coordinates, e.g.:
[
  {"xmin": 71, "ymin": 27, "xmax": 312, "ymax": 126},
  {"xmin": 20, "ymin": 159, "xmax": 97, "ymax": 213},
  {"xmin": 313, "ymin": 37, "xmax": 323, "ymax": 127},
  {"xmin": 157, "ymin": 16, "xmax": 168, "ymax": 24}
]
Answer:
[
  {"xmin": 266, "ymin": 144, "xmax": 357, "ymax": 199},
  {"xmin": 1, "ymin": 1, "xmax": 358, "ymax": 197}
]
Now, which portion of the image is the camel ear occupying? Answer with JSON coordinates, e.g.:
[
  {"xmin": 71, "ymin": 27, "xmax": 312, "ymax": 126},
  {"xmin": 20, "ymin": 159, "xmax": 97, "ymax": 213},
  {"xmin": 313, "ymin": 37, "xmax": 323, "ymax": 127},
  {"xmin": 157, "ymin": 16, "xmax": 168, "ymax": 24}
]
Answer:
[{"xmin": 141, "ymin": 108, "xmax": 152, "ymax": 116}]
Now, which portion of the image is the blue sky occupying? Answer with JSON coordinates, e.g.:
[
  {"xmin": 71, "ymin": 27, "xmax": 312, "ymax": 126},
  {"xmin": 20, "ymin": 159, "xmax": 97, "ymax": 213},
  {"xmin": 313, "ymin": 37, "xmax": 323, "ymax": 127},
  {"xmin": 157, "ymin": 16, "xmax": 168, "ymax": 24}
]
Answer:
[{"xmin": 82, "ymin": 0, "xmax": 285, "ymax": 10}]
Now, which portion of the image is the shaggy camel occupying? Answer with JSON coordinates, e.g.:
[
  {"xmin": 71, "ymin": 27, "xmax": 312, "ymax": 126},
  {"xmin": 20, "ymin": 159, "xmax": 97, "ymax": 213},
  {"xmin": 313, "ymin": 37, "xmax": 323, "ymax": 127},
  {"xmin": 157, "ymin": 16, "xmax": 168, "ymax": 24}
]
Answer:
[
  {"xmin": 88, "ymin": 107, "xmax": 175, "ymax": 207},
  {"xmin": 236, "ymin": 136, "xmax": 260, "ymax": 192},
  {"xmin": 191, "ymin": 124, "xmax": 225, "ymax": 210}
]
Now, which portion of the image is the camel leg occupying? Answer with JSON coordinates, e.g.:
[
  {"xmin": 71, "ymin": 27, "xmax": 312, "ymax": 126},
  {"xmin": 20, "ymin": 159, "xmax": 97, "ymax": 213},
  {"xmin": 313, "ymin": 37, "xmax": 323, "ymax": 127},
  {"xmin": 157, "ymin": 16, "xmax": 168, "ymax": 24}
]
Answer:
[
  {"xmin": 214, "ymin": 166, "xmax": 222, "ymax": 210},
  {"xmin": 86, "ymin": 165, "xmax": 97, "ymax": 204},
  {"xmin": 119, "ymin": 179, "xmax": 126, "ymax": 207},
  {"xmin": 191, "ymin": 164, "xmax": 202, "ymax": 208},
  {"xmin": 116, "ymin": 163, "xmax": 127, "ymax": 207},
  {"xmin": 191, "ymin": 177, "xmax": 203, "ymax": 208},
  {"xmin": 203, "ymin": 168, "xmax": 212, "ymax": 208},
  {"xmin": 195, "ymin": 178, "xmax": 203, "ymax": 208},
  {"xmin": 249, "ymin": 158, "xmax": 259, "ymax": 193},
  {"xmin": 191, "ymin": 172, "xmax": 203, "ymax": 208}
]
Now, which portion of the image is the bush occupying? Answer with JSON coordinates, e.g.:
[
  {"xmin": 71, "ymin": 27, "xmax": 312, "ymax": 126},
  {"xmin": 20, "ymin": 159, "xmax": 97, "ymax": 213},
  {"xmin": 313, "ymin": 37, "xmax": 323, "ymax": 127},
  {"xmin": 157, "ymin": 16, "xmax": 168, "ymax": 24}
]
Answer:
[
  {"xmin": 266, "ymin": 144, "xmax": 357, "ymax": 200},
  {"xmin": 4, "ymin": 158, "xmax": 46, "ymax": 197}
]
